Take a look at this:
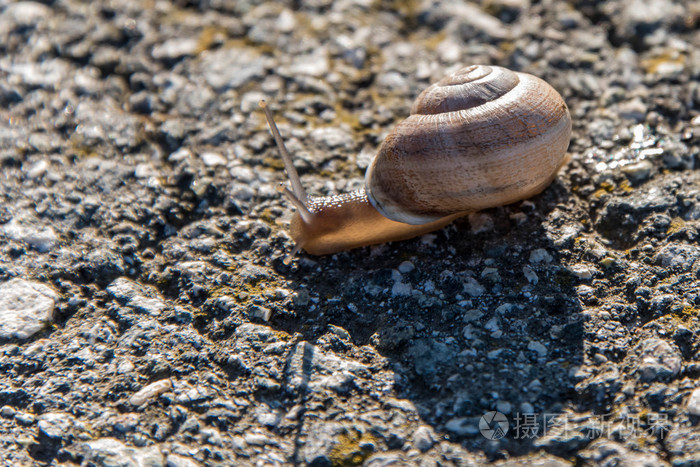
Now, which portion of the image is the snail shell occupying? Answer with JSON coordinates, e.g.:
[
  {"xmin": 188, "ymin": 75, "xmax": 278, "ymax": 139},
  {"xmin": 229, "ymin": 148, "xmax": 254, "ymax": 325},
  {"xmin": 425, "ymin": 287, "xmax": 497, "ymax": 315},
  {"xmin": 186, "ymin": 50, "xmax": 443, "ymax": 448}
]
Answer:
[{"xmin": 365, "ymin": 65, "xmax": 572, "ymax": 225}]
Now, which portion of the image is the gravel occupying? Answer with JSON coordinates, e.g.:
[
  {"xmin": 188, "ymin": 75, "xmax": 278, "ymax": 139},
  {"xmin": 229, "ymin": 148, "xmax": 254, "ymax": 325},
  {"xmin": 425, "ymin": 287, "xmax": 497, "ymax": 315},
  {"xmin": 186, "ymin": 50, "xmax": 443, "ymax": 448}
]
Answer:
[{"xmin": 0, "ymin": 0, "xmax": 699, "ymax": 465}]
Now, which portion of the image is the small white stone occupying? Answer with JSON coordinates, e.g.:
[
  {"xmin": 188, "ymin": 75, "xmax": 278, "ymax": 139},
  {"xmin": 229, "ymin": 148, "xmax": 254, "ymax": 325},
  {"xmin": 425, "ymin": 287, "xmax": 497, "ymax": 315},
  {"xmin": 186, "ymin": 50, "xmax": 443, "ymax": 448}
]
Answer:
[
  {"xmin": 520, "ymin": 402, "xmax": 535, "ymax": 414},
  {"xmin": 522, "ymin": 266, "xmax": 538, "ymax": 285},
  {"xmin": 240, "ymin": 91, "xmax": 268, "ymax": 113},
  {"xmin": 412, "ymin": 425, "xmax": 435, "ymax": 452},
  {"xmin": 166, "ymin": 453, "xmax": 200, "ymax": 467},
  {"xmin": 168, "ymin": 148, "xmax": 192, "ymax": 162},
  {"xmin": 462, "ymin": 309, "xmax": 484, "ymax": 322},
  {"xmin": 528, "ymin": 340, "xmax": 548, "ymax": 357},
  {"xmin": 26, "ymin": 160, "xmax": 49, "ymax": 179},
  {"xmin": 116, "ymin": 359, "xmax": 135, "ymax": 374},
  {"xmin": 1, "ymin": 218, "xmax": 57, "ymax": 252},
  {"xmin": 244, "ymin": 433, "xmax": 271, "ymax": 446},
  {"xmin": 134, "ymin": 163, "xmax": 156, "ymax": 179},
  {"xmin": 38, "ymin": 412, "xmax": 74, "ymax": 439},
  {"xmin": 276, "ymin": 8, "xmax": 297, "ymax": 32},
  {"xmin": 106, "ymin": 278, "xmax": 166, "ymax": 316},
  {"xmin": 129, "ymin": 379, "xmax": 172, "ymax": 407},
  {"xmin": 0, "ymin": 279, "xmax": 57, "ymax": 340},
  {"xmin": 495, "ymin": 303, "xmax": 515, "ymax": 315},
  {"xmin": 397, "ymin": 261, "xmax": 415, "ymax": 273},
  {"xmin": 310, "ymin": 126, "xmax": 353, "ymax": 149},
  {"xmin": 480, "ymin": 267, "xmax": 500, "ymax": 281},
  {"xmin": 445, "ymin": 417, "xmax": 479, "ymax": 436},
  {"xmin": 487, "ymin": 349, "xmax": 504, "ymax": 359},
  {"xmin": 484, "ymin": 317, "xmax": 500, "ymax": 333},
  {"xmin": 687, "ymin": 387, "xmax": 700, "ymax": 416},
  {"xmin": 463, "ymin": 324, "xmax": 476, "ymax": 340},
  {"xmin": 463, "ymin": 278, "xmax": 485, "ymax": 297},
  {"xmin": 496, "ymin": 400, "xmax": 512, "ymax": 415},
  {"xmin": 249, "ymin": 305, "xmax": 272, "ymax": 322},
  {"xmin": 200, "ymin": 152, "xmax": 227, "ymax": 166},
  {"xmin": 391, "ymin": 281, "xmax": 412, "ymax": 297},
  {"xmin": 328, "ymin": 324, "xmax": 350, "ymax": 341},
  {"xmin": 529, "ymin": 248, "xmax": 553, "ymax": 264},
  {"xmin": 81, "ymin": 438, "xmax": 163, "ymax": 466},
  {"xmin": 568, "ymin": 265, "xmax": 594, "ymax": 280}
]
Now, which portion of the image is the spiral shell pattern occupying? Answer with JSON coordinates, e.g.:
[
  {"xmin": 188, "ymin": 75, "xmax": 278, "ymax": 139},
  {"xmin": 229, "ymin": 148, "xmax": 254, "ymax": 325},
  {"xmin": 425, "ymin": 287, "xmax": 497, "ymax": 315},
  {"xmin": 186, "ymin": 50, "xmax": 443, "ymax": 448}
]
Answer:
[{"xmin": 365, "ymin": 65, "xmax": 572, "ymax": 224}]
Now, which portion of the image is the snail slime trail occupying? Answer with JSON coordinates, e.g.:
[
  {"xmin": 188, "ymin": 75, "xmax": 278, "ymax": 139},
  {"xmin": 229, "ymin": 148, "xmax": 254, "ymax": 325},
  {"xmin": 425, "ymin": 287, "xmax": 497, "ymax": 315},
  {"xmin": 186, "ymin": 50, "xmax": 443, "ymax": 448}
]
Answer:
[{"xmin": 260, "ymin": 65, "xmax": 572, "ymax": 262}]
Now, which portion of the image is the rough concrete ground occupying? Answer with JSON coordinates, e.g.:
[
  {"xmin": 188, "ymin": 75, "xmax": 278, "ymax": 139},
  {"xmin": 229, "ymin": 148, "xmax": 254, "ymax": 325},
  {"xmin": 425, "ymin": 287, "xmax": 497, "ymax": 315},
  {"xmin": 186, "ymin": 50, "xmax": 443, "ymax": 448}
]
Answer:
[{"xmin": 0, "ymin": 0, "xmax": 700, "ymax": 465}]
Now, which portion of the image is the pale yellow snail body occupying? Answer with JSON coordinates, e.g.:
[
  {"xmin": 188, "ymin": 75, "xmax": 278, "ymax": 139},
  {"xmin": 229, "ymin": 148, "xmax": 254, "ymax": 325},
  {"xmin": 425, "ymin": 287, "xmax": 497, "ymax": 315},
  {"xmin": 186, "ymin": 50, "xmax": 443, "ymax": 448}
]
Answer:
[{"xmin": 261, "ymin": 65, "xmax": 572, "ymax": 260}]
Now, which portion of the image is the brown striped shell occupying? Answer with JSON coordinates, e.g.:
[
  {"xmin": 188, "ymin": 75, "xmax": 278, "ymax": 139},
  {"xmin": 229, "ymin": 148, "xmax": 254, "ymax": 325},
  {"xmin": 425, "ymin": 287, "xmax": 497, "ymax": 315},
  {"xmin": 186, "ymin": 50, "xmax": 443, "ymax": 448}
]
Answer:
[{"xmin": 365, "ymin": 65, "xmax": 572, "ymax": 225}]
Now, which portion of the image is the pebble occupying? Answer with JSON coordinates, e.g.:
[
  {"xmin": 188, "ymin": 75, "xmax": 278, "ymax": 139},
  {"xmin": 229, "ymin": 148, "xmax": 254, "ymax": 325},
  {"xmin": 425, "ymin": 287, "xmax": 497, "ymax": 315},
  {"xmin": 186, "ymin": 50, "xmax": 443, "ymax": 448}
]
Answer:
[
  {"xmin": 480, "ymin": 267, "xmax": 500, "ymax": 282},
  {"xmin": 654, "ymin": 244, "xmax": 700, "ymax": 271},
  {"xmin": 484, "ymin": 316, "xmax": 501, "ymax": 333},
  {"xmin": 444, "ymin": 417, "xmax": 479, "ymax": 436},
  {"xmin": 687, "ymin": 387, "xmax": 700, "ymax": 416},
  {"xmin": 201, "ymin": 47, "xmax": 267, "ymax": 91},
  {"xmin": 364, "ymin": 453, "xmax": 409, "ymax": 467},
  {"xmin": 151, "ymin": 38, "xmax": 199, "ymax": 62},
  {"xmin": 637, "ymin": 338, "xmax": 681, "ymax": 382},
  {"xmin": 38, "ymin": 412, "xmax": 74, "ymax": 439},
  {"xmin": 522, "ymin": 266, "xmax": 538, "ymax": 285},
  {"xmin": 391, "ymin": 280, "xmax": 412, "ymax": 297},
  {"xmin": 165, "ymin": 454, "xmax": 199, "ymax": 467},
  {"xmin": 16, "ymin": 412, "xmax": 35, "ymax": 426},
  {"xmin": 282, "ymin": 48, "xmax": 329, "ymax": 78},
  {"xmin": 409, "ymin": 339, "xmax": 455, "ymax": 385},
  {"xmin": 579, "ymin": 439, "xmax": 666, "ymax": 466},
  {"xmin": 5, "ymin": 59, "xmax": 70, "ymax": 89},
  {"xmin": 462, "ymin": 324, "xmax": 477, "ymax": 340},
  {"xmin": 615, "ymin": 0, "xmax": 682, "ymax": 42},
  {"xmin": 129, "ymin": 379, "xmax": 173, "ymax": 407},
  {"xmin": 520, "ymin": 402, "xmax": 535, "ymax": 414},
  {"xmin": 309, "ymin": 127, "xmax": 354, "ymax": 149},
  {"xmin": 528, "ymin": 341, "xmax": 548, "ymax": 358},
  {"xmin": 26, "ymin": 160, "xmax": 49, "ymax": 179},
  {"xmin": 529, "ymin": 248, "xmax": 553, "ymax": 264},
  {"xmin": 248, "ymin": 304, "xmax": 272, "ymax": 322},
  {"xmin": 1, "ymin": 218, "xmax": 58, "ymax": 252},
  {"xmin": 285, "ymin": 341, "xmax": 368, "ymax": 394},
  {"xmin": 411, "ymin": 425, "xmax": 435, "ymax": 452},
  {"xmin": 621, "ymin": 160, "xmax": 653, "ymax": 183},
  {"xmin": 0, "ymin": 1, "xmax": 52, "ymax": 27},
  {"xmin": 462, "ymin": 277, "xmax": 485, "ymax": 297},
  {"xmin": 244, "ymin": 432, "xmax": 272, "ymax": 446},
  {"xmin": 80, "ymin": 438, "xmax": 164, "ymax": 467},
  {"xmin": 0, "ymin": 279, "xmax": 57, "ymax": 340},
  {"xmin": 174, "ymin": 383, "xmax": 213, "ymax": 405},
  {"xmin": 462, "ymin": 309, "xmax": 484, "ymax": 322},
  {"xmin": 200, "ymin": 152, "xmax": 227, "ymax": 167},
  {"xmin": 116, "ymin": 358, "xmax": 136, "ymax": 374},
  {"xmin": 568, "ymin": 265, "xmax": 595, "ymax": 281},
  {"xmin": 496, "ymin": 400, "xmax": 512, "ymax": 415},
  {"xmin": 327, "ymin": 324, "xmax": 351, "ymax": 341},
  {"xmin": 397, "ymin": 261, "xmax": 415, "ymax": 273},
  {"xmin": 106, "ymin": 278, "xmax": 166, "ymax": 316}
]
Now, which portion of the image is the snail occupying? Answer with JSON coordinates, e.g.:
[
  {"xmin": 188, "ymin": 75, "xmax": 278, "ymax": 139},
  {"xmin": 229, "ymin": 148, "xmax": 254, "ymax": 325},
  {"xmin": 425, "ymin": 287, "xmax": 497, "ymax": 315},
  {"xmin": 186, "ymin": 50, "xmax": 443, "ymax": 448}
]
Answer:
[{"xmin": 260, "ymin": 65, "xmax": 571, "ymax": 262}]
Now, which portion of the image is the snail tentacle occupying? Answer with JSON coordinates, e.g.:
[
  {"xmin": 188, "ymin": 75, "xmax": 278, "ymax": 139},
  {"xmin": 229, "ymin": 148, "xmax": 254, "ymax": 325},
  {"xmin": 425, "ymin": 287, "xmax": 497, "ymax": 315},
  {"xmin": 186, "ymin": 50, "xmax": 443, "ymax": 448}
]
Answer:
[{"xmin": 260, "ymin": 100, "xmax": 307, "ymax": 205}]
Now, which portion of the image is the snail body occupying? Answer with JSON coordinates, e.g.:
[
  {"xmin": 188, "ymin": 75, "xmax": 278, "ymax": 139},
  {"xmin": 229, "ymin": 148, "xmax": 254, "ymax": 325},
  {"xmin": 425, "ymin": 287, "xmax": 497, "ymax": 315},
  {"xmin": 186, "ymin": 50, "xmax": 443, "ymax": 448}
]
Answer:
[{"xmin": 261, "ymin": 65, "xmax": 572, "ymax": 260}]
